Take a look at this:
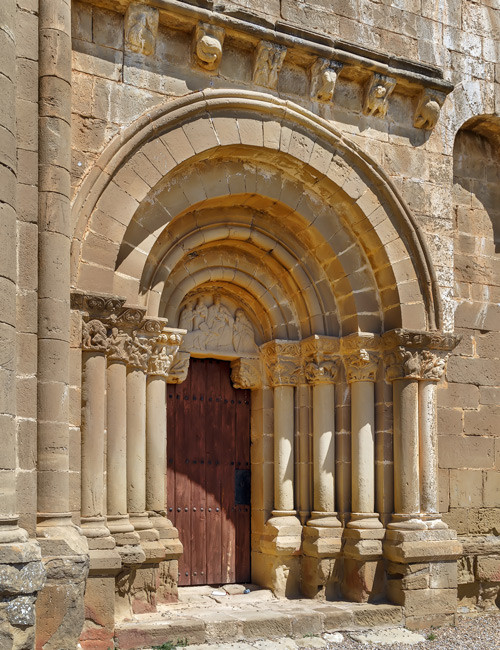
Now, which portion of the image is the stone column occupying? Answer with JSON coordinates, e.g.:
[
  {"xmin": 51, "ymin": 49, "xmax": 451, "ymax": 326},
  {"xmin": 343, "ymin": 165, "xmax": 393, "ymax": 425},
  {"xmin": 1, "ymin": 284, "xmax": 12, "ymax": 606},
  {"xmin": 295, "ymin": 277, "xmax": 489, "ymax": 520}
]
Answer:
[
  {"xmin": 36, "ymin": 1, "xmax": 89, "ymax": 646},
  {"xmin": 0, "ymin": 2, "xmax": 46, "ymax": 644},
  {"xmin": 106, "ymin": 328, "xmax": 145, "ymax": 566},
  {"xmin": 126, "ymin": 331, "xmax": 165, "ymax": 563},
  {"xmin": 301, "ymin": 336, "xmax": 342, "ymax": 599},
  {"xmin": 341, "ymin": 334, "xmax": 384, "ymax": 603},
  {"xmin": 146, "ymin": 331, "xmax": 184, "ymax": 560},
  {"xmin": 259, "ymin": 341, "xmax": 302, "ymax": 597},
  {"xmin": 382, "ymin": 330, "xmax": 462, "ymax": 629}
]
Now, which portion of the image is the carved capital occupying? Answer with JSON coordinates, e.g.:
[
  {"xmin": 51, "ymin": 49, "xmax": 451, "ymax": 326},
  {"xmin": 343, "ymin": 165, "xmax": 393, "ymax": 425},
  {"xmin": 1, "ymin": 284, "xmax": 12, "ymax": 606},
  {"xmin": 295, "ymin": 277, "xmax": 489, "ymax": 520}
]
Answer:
[
  {"xmin": 148, "ymin": 332, "xmax": 183, "ymax": 377},
  {"xmin": 363, "ymin": 73, "xmax": 396, "ymax": 118},
  {"xmin": 124, "ymin": 331, "xmax": 151, "ymax": 371},
  {"xmin": 125, "ymin": 3, "xmax": 159, "ymax": 56},
  {"xmin": 167, "ymin": 351, "xmax": 190, "ymax": 384},
  {"xmin": 231, "ymin": 358, "xmax": 262, "ymax": 390},
  {"xmin": 310, "ymin": 58, "xmax": 342, "ymax": 103},
  {"xmin": 82, "ymin": 319, "xmax": 108, "ymax": 352},
  {"xmin": 301, "ymin": 335, "xmax": 340, "ymax": 384},
  {"xmin": 107, "ymin": 327, "xmax": 129, "ymax": 362},
  {"xmin": 383, "ymin": 329, "xmax": 460, "ymax": 382},
  {"xmin": 413, "ymin": 89, "xmax": 446, "ymax": 130},
  {"xmin": 253, "ymin": 40, "xmax": 286, "ymax": 89},
  {"xmin": 341, "ymin": 333, "xmax": 380, "ymax": 383},
  {"xmin": 261, "ymin": 340, "xmax": 302, "ymax": 387},
  {"xmin": 193, "ymin": 22, "xmax": 224, "ymax": 71}
]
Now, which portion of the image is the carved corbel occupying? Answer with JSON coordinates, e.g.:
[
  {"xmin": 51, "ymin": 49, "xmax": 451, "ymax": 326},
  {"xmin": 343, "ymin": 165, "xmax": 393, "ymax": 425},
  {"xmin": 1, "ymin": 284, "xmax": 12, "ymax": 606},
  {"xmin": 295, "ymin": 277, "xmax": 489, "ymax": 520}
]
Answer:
[
  {"xmin": 341, "ymin": 333, "xmax": 380, "ymax": 383},
  {"xmin": 193, "ymin": 22, "xmax": 225, "ymax": 72},
  {"xmin": 413, "ymin": 89, "xmax": 446, "ymax": 130},
  {"xmin": 82, "ymin": 319, "xmax": 109, "ymax": 352},
  {"xmin": 231, "ymin": 357, "xmax": 262, "ymax": 390},
  {"xmin": 148, "ymin": 332, "xmax": 183, "ymax": 377},
  {"xmin": 362, "ymin": 73, "xmax": 397, "ymax": 118},
  {"xmin": 310, "ymin": 58, "xmax": 342, "ymax": 103},
  {"xmin": 261, "ymin": 340, "xmax": 302, "ymax": 387},
  {"xmin": 167, "ymin": 351, "xmax": 190, "ymax": 384},
  {"xmin": 253, "ymin": 40, "xmax": 287, "ymax": 89},
  {"xmin": 125, "ymin": 3, "xmax": 159, "ymax": 56}
]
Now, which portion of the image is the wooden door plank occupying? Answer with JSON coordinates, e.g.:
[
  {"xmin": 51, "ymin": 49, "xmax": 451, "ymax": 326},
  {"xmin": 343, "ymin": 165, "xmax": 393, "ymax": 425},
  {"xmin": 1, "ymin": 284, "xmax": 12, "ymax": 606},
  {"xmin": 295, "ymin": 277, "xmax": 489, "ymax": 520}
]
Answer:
[
  {"xmin": 205, "ymin": 359, "xmax": 222, "ymax": 585},
  {"xmin": 175, "ymin": 370, "xmax": 192, "ymax": 586},
  {"xmin": 190, "ymin": 359, "xmax": 207, "ymax": 585},
  {"xmin": 220, "ymin": 362, "xmax": 236, "ymax": 584}
]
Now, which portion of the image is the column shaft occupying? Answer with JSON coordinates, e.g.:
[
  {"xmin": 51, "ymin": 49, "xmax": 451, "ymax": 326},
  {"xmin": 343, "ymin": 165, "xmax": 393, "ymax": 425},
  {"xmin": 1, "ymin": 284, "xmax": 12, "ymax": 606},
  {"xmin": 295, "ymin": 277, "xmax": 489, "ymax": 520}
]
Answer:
[
  {"xmin": 312, "ymin": 383, "xmax": 335, "ymax": 514},
  {"xmin": 393, "ymin": 378, "xmax": 420, "ymax": 517},
  {"xmin": 297, "ymin": 383, "xmax": 311, "ymax": 522},
  {"xmin": 107, "ymin": 360, "xmax": 128, "ymax": 516},
  {"xmin": 351, "ymin": 381, "xmax": 375, "ymax": 515},
  {"xmin": 273, "ymin": 385, "xmax": 295, "ymax": 513},
  {"xmin": 146, "ymin": 375, "xmax": 167, "ymax": 512},
  {"xmin": 127, "ymin": 368, "xmax": 147, "ymax": 516},
  {"xmin": 419, "ymin": 380, "xmax": 438, "ymax": 514},
  {"xmin": 81, "ymin": 352, "xmax": 106, "ymax": 520}
]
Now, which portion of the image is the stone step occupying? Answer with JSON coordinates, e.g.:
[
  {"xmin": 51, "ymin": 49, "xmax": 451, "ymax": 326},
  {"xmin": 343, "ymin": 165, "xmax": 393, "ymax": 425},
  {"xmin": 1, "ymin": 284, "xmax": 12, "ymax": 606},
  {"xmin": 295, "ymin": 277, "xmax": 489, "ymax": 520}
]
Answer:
[{"xmin": 114, "ymin": 601, "xmax": 403, "ymax": 649}]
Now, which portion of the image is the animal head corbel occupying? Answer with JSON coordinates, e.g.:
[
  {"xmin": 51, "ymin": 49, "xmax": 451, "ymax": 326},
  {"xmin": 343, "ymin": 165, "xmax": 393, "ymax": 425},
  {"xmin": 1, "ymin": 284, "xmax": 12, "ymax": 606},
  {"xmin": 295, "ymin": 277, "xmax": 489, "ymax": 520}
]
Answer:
[
  {"xmin": 193, "ymin": 22, "xmax": 225, "ymax": 72},
  {"xmin": 413, "ymin": 89, "xmax": 446, "ymax": 130},
  {"xmin": 362, "ymin": 73, "xmax": 397, "ymax": 118}
]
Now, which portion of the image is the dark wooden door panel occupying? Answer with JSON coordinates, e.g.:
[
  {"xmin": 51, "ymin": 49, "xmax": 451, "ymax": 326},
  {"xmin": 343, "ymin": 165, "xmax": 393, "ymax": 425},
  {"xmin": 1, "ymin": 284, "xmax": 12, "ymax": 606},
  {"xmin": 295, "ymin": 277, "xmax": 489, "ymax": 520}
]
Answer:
[{"xmin": 167, "ymin": 358, "xmax": 251, "ymax": 586}]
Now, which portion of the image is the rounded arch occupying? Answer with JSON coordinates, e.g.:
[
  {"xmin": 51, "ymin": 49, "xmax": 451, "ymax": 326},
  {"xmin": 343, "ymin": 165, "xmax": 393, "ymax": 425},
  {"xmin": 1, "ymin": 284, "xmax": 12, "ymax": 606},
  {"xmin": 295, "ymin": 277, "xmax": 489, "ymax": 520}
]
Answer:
[{"xmin": 72, "ymin": 89, "xmax": 442, "ymax": 333}]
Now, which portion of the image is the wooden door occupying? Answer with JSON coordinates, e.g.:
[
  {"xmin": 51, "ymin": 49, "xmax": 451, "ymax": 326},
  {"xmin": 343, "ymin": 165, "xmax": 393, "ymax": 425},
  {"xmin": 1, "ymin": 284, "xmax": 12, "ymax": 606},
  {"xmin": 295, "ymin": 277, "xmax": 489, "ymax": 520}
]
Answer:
[{"xmin": 167, "ymin": 358, "xmax": 251, "ymax": 586}]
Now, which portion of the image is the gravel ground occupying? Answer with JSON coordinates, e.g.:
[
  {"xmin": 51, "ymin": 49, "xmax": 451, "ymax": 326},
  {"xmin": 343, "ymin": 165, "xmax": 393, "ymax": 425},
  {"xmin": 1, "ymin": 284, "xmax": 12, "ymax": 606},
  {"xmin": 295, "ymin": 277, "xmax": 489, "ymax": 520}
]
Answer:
[{"xmin": 333, "ymin": 614, "xmax": 500, "ymax": 649}]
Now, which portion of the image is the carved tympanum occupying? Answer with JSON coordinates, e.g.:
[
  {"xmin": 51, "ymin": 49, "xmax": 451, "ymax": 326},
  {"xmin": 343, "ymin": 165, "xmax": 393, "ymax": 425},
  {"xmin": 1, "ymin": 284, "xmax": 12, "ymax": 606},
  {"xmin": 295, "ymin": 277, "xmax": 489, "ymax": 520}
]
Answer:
[
  {"xmin": 125, "ymin": 3, "xmax": 159, "ymax": 56},
  {"xmin": 253, "ymin": 40, "xmax": 287, "ymax": 89},
  {"xmin": 194, "ymin": 22, "xmax": 224, "ymax": 71},
  {"xmin": 310, "ymin": 58, "xmax": 342, "ymax": 103},
  {"xmin": 179, "ymin": 296, "xmax": 258, "ymax": 355},
  {"xmin": 363, "ymin": 73, "xmax": 396, "ymax": 118},
  {"xmin": 413, "ymin": 89, "xmax": 445, "ymax": 130}
]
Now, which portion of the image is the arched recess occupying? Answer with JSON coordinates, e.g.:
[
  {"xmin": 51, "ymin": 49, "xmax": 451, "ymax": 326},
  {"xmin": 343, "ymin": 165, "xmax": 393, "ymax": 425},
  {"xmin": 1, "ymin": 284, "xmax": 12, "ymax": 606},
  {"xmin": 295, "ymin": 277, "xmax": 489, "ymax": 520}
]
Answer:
[{"xmin": 71, "ymin": 89, "xmax": 442, "ymax": 334}]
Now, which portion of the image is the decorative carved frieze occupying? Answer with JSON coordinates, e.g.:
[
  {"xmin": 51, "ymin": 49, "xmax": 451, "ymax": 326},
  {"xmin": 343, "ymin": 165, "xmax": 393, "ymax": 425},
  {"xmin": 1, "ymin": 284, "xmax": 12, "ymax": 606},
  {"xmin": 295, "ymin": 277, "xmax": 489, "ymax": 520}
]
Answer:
[
  {"xmin": 167, "ymin": 351, "xmax": 191, "ymax": 384},
  {"xmin": 363, "ymin": 73, "xmax": 397, "ymax": 118},
  {"xmin": 261, "ymin": 340, "xmax": 302, "ymax": 387},
  {"xmin": 310, "ymin": 58, "xmax": 342, "ymax": 103},
  {"xmin": 231, "ymin": 358, "xmax": 262, "ymax": 390},
  {"xmin": 193, "ymin": 22, "xmax": 224, "ymax": 71},
  {"xmin": 179, "ymin": 295, "xmax": 258, "ymax": 357},
  {"xmin": 82, "ymin": 319, "xmax": 108, "ymax": 352},
  {"xmin": 125, "ymin": 3, "xmax": 159, "ymax": 56},
  {"xmin": 341, "ymin": 333, "xmax": 380, "ymax": 383},
  {"xmin": 413, "ymin": 89, "xmax": 446, "ymax": 130},
  {"xmin": 148, "ymin": 333, "xmax": 183, "ymax": 377},
  {"xmin": 71, "ymin": 292, "xmax": 126, "ymax": 320},
  {"xmin": 253, "ymin": 40, "xmax": 287, "ymax": 89},
  {"xmin": 383, "ymin": 329, "xmax": 460, "ymax": 382}
]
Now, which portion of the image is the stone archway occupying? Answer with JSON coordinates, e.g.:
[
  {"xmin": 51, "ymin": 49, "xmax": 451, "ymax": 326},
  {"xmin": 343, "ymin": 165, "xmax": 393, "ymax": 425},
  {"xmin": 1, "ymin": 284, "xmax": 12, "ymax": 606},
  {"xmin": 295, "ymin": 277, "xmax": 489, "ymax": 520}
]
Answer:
[{"xmin": 70, "ymin": 90, "xmax": 461, "ymax": 619}]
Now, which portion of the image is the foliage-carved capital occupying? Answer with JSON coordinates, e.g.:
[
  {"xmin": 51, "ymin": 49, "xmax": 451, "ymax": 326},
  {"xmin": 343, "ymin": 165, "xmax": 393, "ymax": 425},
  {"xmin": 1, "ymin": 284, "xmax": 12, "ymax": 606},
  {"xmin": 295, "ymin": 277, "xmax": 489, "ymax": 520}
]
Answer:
[{"xmin": 261, "ymin": 340, "xmax": 302, "ymax": 387}]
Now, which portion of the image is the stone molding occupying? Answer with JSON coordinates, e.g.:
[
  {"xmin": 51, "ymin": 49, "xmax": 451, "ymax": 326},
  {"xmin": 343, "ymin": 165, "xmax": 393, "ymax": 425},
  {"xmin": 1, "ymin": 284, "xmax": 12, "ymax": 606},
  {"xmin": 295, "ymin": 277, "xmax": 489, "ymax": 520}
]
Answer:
[
  {"xmin": 383, "ymin": 329, "xmax": 461, "ymax": 382},
  {"xmin": 193, "ymin": 21, "xmax": 224, "ymax": 71}
]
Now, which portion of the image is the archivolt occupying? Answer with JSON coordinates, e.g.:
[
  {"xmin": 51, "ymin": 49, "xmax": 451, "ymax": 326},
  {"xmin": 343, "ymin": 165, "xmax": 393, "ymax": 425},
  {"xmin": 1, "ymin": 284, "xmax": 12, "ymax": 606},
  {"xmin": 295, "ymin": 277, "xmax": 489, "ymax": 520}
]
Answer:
[{"xmin": 72, "ymin": 89, "xmax": 441, "ymax": 332}]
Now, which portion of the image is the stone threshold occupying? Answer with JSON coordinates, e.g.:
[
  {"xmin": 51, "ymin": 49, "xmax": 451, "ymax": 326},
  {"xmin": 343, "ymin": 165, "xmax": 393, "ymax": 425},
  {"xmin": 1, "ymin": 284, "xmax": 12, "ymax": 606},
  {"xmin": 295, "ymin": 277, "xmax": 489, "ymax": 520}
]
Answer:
[{"xmin": 114, "ymin": 587, "xmax": 403, "ymax": 649}]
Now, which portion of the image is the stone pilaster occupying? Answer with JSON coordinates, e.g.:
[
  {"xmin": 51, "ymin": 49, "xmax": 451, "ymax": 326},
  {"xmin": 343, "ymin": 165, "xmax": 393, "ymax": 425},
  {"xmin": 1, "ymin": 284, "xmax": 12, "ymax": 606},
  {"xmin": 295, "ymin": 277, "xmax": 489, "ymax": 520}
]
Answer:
[
  {"xmin": 301, "ymin": 336, "xmax": 342, "ymax": 599},
  {"xmin": 341, "ymin": 334, "xmax": 384, "ymax": 603},
  {"xmin": 382, "ymin": 329, "xmax": 462, "ymax": 629},
  {"xmin": 258, "ymin": 341, "xmax": 302, "ymax": 597}
]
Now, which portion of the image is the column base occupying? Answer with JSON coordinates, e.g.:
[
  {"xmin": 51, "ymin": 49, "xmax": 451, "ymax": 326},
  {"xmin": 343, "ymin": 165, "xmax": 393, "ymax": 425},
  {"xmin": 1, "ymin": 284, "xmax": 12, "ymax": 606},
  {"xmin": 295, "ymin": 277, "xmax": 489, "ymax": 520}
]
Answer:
[
  {"xmin": 149, "ymin": 512, "xmax": 184, "ymax": 604},
  {"xmin": 36, "ymin": 514, "xmax": 90, "ymax": 649},
  {"xmin": 308, "ymin": 511, "xmax": 342, "ymax": 528},
  {"xmin": 341, "ymin": 528, "xmax": 386, "ymax": 603},
  {"xmin": 384, "ymin": 528, "xmax": 462, "ymax": 629},
  {"xmin": 347, "ymin": 512, "xmax": 383, "ymax": 529},
  {"xmin": 130, "ymin": 512, "xmax": 166, "ymax": 562},
  {"xmin": 302, "ymin": 519, "xmax": 342, "ymax": 600},
  {"xmin": 256, "ymin": 513, "xmax": 302, "ymax": 597},
  {"xmin": 0, "ymin": 520, "xmax": 45, "ymax": 650},
  {"xmin": 108, "ymin": 515, "xmax": 146, "ymax": 566}
]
